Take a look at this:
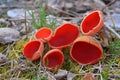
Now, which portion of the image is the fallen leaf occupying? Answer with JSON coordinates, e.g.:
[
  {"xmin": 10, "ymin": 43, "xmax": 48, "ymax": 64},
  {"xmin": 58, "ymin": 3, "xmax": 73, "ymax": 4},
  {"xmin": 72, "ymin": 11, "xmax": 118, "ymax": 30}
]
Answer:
[
  {"xmin": 54, "ymin": 69, "xmax": 77, "ymax": 80},
  {"xmin": 0, "ymin": 18, "xmax": 10, "ymax": 27},
  {"xmin": 81, "ymin": 73, "xmax": 96, "ymax": 80},
  {"xmin": 109, "ymin": 0, "xmax": 120, "ymax": 13},
  {"xmin": 74, "ymin": 0, "xmax": 92, "ymax": 12},
  {"xmin": 46, "ymin": 15, "xmax": 67, "ymax": 27},
  {"xmin": 0, "ymin": 53, "xmax": 7, "ymax": 64},
  {"xmin": 105, "ymin": 13, "xmax": 120, "ymax": 29},
  {"xmin": 98, "ymin": 27, "xmax": 111, "ymax": 47},
  {"xmin": 54, "ymin": 69, "xmax": 68, "ymax": 80},
  {"xmin": 67, "ymin": 72, "xmax": 77, "ymax": 80},
  {"xmin": 48, "ymin": 0, "xmax": 64, "ymax": 9},
  {"xmin": 0, "ymin": 28, "xmax": 20, "ymax": 44},
  {"xmin": 20, "ymin": 23, "xmax": 33, "ymax": 35},
  {"xmin": 7, "ymin": 9, "xmax": 33, "ymax": 19},
  {"xmin": 93, "ymin": 0, "xmax": 106, "ymax": 9},
  {"xmin": 74, "ymin": 0, "xmax": 105, "ymax": 12}
]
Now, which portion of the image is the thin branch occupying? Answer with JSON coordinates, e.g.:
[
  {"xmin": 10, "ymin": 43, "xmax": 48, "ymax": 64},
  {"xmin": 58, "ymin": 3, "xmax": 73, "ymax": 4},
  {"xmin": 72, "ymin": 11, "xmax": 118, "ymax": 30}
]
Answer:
[
  {"xmin": 104, "ymin": 24, "xmax": 120, "ymax": 39},
  {"xmin": 102, "ymin": 0, "xmax": 116, "ymax": 11}
]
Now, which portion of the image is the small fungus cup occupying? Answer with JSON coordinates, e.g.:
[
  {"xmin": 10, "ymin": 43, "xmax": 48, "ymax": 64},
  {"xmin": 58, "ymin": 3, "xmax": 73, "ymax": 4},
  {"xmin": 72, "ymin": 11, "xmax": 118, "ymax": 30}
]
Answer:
[
  {"xmin": 48, "ymin": 23, "xmax": 79, "ymax": 49},
  {"xmin": 70, "ymin": 36, "xmax": 103, "ymax": 64},
  {"xmin": 80, "ymin": 10, "xmax": 104, "ymax": 36},
  {"xmin": 23, "ymin": 40, "xmax": 44, "ymax": 61},
  {"xmin": 35, "ymin": 27, "xmax": 52, "ymax": 43},
  {"xmin": 43, "ymin": 49, "xmax": 64, "ymax": 69}
]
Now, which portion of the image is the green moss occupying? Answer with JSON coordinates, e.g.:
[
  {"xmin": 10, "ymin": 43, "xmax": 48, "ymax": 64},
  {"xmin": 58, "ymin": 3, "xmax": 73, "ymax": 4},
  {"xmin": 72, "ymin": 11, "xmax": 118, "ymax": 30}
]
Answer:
[
  {"xmin": 39, "ymin": 76, "xmax": 47, "ymax": 80},
  {"xmin": 73, "ymin": 75, "xmax": 83, "ymax": 80},
  {"xmin": 107, "ymin": 38, "xmax": 120, "ymax": 55},
  {"xmin": 0, "ymin": 65, "xmax": 10, "ymax": 73},
  {"xmin": 61, "ymin": 47, "xmax": 80, "ymax": 73},
  {"xmin": 116, "ymin": 58, "xmax": 120, "ymax": 68},
  {"xmin": 0, "ymin": 44, "xmax": 7, "ymax": 53},
  {"xmin": 8, "ymin": 38, "xmax": 30, "ymax": 59}
]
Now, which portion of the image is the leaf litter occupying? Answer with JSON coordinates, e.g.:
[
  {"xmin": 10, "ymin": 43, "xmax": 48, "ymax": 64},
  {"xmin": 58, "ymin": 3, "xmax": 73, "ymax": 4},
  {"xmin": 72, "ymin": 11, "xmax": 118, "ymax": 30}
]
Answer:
[
  {"xmin": 0, "ymin": 53, "xmax": 7, "ymax": 64},
  {"xmin": 0, "ymin": 28, "xmax": 20, "ymax": 44}
]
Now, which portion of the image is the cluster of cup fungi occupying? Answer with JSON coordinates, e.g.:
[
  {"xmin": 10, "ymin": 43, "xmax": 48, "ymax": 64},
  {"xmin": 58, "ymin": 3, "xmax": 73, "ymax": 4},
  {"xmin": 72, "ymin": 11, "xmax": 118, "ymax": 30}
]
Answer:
[{"xmin": 23, "ymin": 10, "xmax": 104, "ymax": 70}]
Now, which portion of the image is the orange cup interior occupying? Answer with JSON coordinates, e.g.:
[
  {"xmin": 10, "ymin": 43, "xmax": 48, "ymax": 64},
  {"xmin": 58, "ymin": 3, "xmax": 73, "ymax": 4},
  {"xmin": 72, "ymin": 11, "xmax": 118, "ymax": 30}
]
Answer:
[
  {"xmin": 23, "ymin": 40, "xmax": 44, "ymax": 61},
  {"xmin": 70, "ymin": 36, "xmax": 103, "ymax": 64},
  {"xmin": 35, "ymin": 27, "xmax": 52, "ymax": 43},
  {"xmin": 43, "ymin": 49, "xmax": 64, "ymax": 69},
  {"xmin": 48, "ymin": 23, "xmax": 79, "ymax": 49},
  {"xmin": 80, "ymin": 10, "xmax": 104, "ymax": 36}
]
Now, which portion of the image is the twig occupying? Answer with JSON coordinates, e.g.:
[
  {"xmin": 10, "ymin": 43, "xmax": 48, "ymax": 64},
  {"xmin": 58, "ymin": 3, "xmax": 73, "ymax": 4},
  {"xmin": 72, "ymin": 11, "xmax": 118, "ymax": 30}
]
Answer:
[
  {"xmin": 0, "ymin": 62, "xmax": 29, "ymax": 78},
  {"xmin": 102, "ymin": 0, "xmax": 120, "ymax": 39},
  {"xmin": 104, "ymin": 24, "xmax": 120, "ymax": 39},
  {"xmin": 16, "ymin": 71, "xmax": 21, "ymax": 79},
  {"xmin": 45, "ymin": 71, "xmax": 56, "ymax": 80},
  {"xmin": 50, "ymin": 7, "xmax": 77, "ymax": 17},
  {"xmin": 0, "ymin": 65, "xmax": 20, "ymax": 77},
  {"xmin": 79, "ymin": 64, "xmax": 85, "ymax": 72},
  {"xmin": 102, "ymin": 0, "xmax": 116, "ymax": 11},
  {"xmin": 25, "ymin": 10, "xmax": 28, "ymax": 35}
]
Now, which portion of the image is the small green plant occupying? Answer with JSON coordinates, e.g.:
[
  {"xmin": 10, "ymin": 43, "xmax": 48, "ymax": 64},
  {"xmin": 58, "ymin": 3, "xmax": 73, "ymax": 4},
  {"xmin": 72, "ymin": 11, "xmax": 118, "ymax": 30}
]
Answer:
[
  {"xmin": 30, "ymin": 6, "xmax": 47, "ymax": 29},
  {"xmin": 101, "ymin": 56, "xmax": 116, "ymax": 80},
  {"xmin": 38, "ymin": 7, "xmax": 47, "ymax": 28},
  {"xmin": 0, "ymin": 10, "xmax": 4, "ymax": 18},
  {"xmin": 0, "ymin": 23, "xmax": 5, "ymax": 28},
  {"xmin": 107, "ymin": 38, "xmax": 120, "ymax": 54},
  {"xmin": 47, "ymin": 17, "xmax": 56, "ymax": 30},
  {"xmin": 39, "ymin": 76, "xmax": 47, "ymax": 80},
  {"xmin": 101, "ymin": 37, "xmax": 120, "ymax": 80},
  {"xmin": 30, "ymin": 71, "xmax": 37, "ymax": 80},
  {"xmin": 30, "ymin": 6, "xmax": 56, "ymax": 29}
]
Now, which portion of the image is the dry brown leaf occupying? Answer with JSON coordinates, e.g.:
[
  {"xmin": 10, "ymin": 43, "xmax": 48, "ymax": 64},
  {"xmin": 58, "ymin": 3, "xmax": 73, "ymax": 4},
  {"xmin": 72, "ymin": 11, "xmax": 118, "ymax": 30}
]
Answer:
[
  {"xmin": 0, "ymin": 53, "xmax": 7, "ymax": 64},
  {"xmin": 98, "ymin": 27, "xmax": 111, "ymax": 47},
  {"xmin": 67, "ymin": 72, "xmax": 77, "ymax": 80},
  {"xmin": 0, "ymin": 28, "xmax": 20, "ymax": 44},
  {"xmin": 81, "ymin": 73, "xmax": 96, "ymax": 80},
  {"xmin": 54, "ymin": 69, "xmax": 77, "ymax": 80},
  {"xmin": 7, "ymin": 9, "xmax": 33, "ymax": 19},
  {"xmin": 54, "ymin": 69, "xmax": 68, "ymax": 80}
]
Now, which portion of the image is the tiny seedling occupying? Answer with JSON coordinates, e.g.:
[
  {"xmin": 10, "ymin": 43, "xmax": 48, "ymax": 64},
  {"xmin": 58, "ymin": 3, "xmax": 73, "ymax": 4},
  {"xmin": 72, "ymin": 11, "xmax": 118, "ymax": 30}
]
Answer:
[
  {"xmin": 39, "ymin": 76, "xmax": 47, "ymax": 80},
  {"xmin": 107, "ymin": 38, "xmax": 120, "ymax": 54},
  {"xmin": 101, "ymin": 55, "xmax": 116, "ymax": 80},
  {"xmin": 30, "ymin": 6, "xmax": 56, "ymax": 30}
]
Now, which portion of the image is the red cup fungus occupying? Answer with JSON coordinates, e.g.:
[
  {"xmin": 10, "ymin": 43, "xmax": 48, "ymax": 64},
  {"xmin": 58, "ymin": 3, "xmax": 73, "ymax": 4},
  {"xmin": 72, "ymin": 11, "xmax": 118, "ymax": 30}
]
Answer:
[
  {"xmin": 80, "ymin": 10, "xmax": 104, "ymax": 36},
  {"xmin": 23, "ymin": 40, "xmax": 44, "ymax": 61},
  {"xmin": 43, "ymin": 49, "xmax": 64, "ymax": 69},
  {"xmin": 70, "ymin": 36, "xmax": 103, "ymax": 64},
  {"xmin": 48, "ymin": 23, "xmax": 79, "ymax": 49},
  {"xmin": 35, "ymin": 27, "xmax": 52, "ymax": 43},
  {"xmin": 23, "ymin": 10, "xmax": 105, "ymax": 70}
]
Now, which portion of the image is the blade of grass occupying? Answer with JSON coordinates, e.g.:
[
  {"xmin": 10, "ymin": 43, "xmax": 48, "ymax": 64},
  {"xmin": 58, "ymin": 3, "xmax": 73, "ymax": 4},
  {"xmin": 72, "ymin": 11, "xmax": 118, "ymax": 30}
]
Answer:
[{"xmin": 101, "ymin": 55, "xmax": 116, "ymax": 80}]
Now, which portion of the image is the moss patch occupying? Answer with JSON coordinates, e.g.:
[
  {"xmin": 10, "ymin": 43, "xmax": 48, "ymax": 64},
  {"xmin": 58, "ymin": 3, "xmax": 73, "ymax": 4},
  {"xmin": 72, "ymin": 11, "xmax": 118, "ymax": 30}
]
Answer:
[{"xmin": 8, "ymin": 38, "xmax": 30, "ymax": 59}]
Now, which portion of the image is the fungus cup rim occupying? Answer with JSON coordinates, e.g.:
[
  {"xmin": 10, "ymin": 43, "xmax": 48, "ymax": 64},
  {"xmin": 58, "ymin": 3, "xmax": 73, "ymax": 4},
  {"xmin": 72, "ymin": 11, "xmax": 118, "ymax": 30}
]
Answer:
[
  {"xmin": 48, "ymin": 23, "xmax": 79, "ymax": 49},
  {"xmin": 35, "ymin": 27, "xmax": 53, "ymax": 43},
  {"xmin": 70, "ymin": 36, "xmax": 103, "ymax": 64},
  {"xmin": 43, "ymin": 49, "xmax": 64, "ymax": 69},
  {"xmin": 23, "ymin": 40, "xmax": 44, "ymax": 61},
  {"xmin": 80, "ymin": 10, "xmax": 104, "ymax": 36}
]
